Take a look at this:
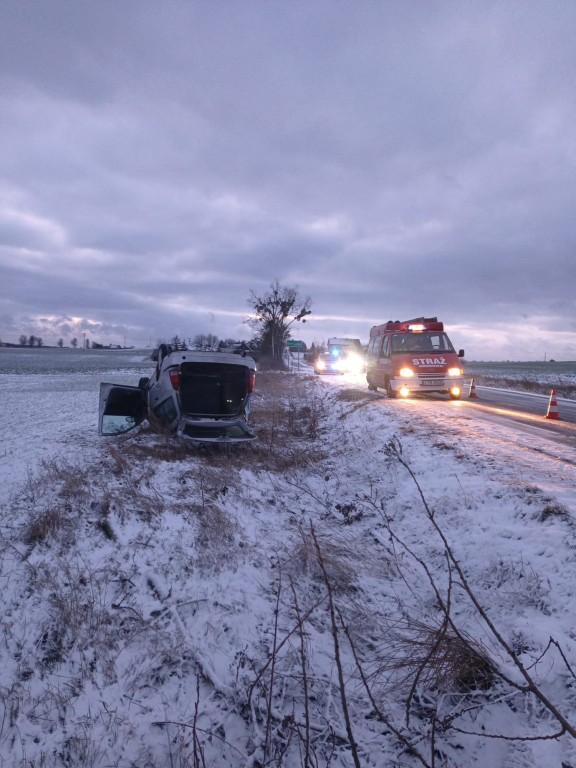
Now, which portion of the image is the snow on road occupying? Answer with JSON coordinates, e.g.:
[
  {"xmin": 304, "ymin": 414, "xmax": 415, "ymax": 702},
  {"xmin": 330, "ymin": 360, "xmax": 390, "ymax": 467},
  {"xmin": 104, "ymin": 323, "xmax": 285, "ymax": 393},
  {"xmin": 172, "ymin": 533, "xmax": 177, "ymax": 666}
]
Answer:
[{"xmin": 1, "ymin": 363, "xmax": 576, "ymax": 767}]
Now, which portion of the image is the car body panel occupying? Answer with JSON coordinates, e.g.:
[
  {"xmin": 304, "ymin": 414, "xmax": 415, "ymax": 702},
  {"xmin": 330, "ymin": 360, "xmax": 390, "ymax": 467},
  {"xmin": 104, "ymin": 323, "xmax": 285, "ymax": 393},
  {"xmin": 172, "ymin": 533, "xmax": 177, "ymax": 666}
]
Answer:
[{"xmin": 99, "ymin": 349, "xmax": 256, "ymax": 443}]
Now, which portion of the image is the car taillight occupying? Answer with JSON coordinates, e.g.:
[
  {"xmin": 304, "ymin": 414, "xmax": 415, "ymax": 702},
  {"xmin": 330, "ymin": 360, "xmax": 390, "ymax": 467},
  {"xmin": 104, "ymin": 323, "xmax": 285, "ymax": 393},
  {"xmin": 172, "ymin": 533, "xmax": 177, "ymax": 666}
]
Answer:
[
  {"xmin": 169, "ymin": 368, "xmax": 180, "ymax": 390},
  {"xmin": 247, "ymin": 372, "xmax": 255, "ymax": 394}
]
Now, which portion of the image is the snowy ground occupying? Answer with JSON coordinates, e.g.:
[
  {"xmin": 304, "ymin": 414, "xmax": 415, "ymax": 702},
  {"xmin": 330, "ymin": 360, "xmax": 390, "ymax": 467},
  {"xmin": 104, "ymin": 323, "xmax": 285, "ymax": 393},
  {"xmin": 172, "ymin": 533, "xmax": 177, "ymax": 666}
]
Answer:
[{"xmin": 1, "ymin": 355, "xmax": 576, "ymax": 767}]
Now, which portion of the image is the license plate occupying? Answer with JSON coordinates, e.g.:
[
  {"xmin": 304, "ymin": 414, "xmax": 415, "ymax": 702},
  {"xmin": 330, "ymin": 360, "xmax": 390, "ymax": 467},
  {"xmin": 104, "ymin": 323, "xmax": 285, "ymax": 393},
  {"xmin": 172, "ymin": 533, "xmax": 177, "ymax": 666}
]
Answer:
[{"xmin": 424, "ymin": 380, "xmax": 445, "ymax": 387}]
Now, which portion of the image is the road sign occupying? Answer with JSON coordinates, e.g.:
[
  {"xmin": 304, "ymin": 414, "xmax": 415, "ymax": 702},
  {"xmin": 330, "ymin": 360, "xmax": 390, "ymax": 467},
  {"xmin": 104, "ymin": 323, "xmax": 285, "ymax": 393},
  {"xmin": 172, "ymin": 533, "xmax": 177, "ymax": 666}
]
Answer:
[{"xmin": 287, "ymin": 340, "xmax": 303, "ymax": 349}]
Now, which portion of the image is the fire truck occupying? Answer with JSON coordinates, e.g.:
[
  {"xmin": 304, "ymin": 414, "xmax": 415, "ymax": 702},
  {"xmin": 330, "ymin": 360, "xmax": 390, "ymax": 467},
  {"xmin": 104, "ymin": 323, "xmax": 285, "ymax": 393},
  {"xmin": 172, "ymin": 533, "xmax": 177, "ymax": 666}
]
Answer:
[{"xmin": 365, "ymin": 317, "xmax": 464, "ymax": 399}]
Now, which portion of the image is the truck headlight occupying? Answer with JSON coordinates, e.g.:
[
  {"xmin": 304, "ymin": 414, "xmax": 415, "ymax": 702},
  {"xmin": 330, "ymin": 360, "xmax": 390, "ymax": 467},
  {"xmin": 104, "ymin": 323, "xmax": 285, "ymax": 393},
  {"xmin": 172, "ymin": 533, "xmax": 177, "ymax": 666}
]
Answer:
[
  {"xmin": 399, "ymin": 368, "xmax": 414, "ymax": 377},
  {"xmin": 448, "ymin": 368, "xmax": 463, "ymax": 376}
]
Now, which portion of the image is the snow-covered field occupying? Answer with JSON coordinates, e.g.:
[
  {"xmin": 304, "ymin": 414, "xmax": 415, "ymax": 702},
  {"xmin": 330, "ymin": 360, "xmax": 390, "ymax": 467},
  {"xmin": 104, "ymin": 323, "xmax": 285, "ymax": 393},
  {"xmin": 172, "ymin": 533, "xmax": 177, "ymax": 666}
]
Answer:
[
  {"xmin": 1, "ymin": 349, "xmax": 576, "ymax": 767},
  {"xmin": 464, "ymin": 360, "xmax": 576, "ymax": 399}
]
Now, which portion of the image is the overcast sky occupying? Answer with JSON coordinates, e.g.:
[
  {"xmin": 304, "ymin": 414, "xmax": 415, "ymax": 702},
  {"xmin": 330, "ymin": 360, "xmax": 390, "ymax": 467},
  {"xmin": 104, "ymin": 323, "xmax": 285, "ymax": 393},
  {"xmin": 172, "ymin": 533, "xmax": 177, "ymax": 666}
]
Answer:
[{"xmin": 1, "ymin": 1, "xmax": 575, "ymax": 360}]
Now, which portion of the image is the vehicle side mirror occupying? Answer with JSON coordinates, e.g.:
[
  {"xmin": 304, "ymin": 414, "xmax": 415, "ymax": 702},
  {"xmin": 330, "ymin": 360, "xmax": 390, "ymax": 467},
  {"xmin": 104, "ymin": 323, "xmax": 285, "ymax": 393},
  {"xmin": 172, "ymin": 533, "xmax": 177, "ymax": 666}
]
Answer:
[{"xmin": 458, "ymin": 349, "xmax": 465, "ymax": 358}]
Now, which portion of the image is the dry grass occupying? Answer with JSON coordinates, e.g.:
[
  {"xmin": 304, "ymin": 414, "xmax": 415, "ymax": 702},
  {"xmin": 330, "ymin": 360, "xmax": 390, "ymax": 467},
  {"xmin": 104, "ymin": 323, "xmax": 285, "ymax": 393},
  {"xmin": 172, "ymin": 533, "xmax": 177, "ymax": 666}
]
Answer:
[
  {"xmin": 281, "ymin": 525, "xmax": 362, "ymax": 593},
  {"xmin": 23, "ymin": 507, "xmax": 65, "ymax": 545},
  {"xmin": 33, "ymin": 559, "xmax": 117, "ymax": 664},
  {"xmin": 539, "ymin": 502, "xmax": 569, "ymax": 521},
  {"xmin": 371, "ymin": 618, "xmax": 495, "ymax": 694},
  {"xmin": 107, "ymin": 434, "xmax": 192, "ymax": 465},
  {"xmin": 337, "ymin": 388, "xmax": 372, "ymax": 402},
  {"xmin": 18, "ymin": 458, "xmax": 91, "ymax": 547}
]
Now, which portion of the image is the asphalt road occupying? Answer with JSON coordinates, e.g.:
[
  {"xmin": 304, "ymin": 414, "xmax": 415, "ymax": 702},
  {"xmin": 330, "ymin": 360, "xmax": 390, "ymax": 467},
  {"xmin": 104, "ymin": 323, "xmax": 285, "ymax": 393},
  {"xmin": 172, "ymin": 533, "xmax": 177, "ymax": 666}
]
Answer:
[
  {"xmin": 468, "ymin": 385, "xmax": 576, "ymax": 423},
  {"xmin": 433, "ymin": 384, "xmax": 576, "ymax": 452}
]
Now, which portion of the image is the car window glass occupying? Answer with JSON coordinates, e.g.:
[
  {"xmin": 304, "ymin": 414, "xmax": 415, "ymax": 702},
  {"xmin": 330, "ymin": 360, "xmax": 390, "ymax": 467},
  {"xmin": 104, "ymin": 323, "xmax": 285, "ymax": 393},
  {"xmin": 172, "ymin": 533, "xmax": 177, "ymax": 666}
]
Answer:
[
  {"xmin": 101, "ymin": 415, "xmax": 139, "ymax": 435},
  {"xmin": 153, "ymin": 396, "xmax": 178, "ymax": 425},
  {"xmin": 179, "ymin": 363, "xmax": 248, "ymax": 416}
]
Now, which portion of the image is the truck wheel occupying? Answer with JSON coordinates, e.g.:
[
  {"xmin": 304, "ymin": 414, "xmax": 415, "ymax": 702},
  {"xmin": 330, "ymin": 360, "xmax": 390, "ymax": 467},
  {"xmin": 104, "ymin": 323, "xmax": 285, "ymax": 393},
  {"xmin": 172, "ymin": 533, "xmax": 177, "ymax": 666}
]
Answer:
[
  {"xmin": 450, "ymin": 392, "xmax": 461, "ymax": 400},
  {"xmin": 367, "ymin": 375, "xmax": 377, "ymax": 391},
  {"xmin": 386, "ymin": 379, "xmax": 396, "ymax": 399}
]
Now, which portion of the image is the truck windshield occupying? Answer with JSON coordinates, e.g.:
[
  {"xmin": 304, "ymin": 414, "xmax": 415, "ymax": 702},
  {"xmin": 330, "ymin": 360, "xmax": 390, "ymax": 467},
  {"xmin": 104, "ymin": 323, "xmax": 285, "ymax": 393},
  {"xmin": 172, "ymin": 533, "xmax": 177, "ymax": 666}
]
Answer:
[{"xmin": 391, "ymin": 333, "xmax": 455, "ymax": 354}]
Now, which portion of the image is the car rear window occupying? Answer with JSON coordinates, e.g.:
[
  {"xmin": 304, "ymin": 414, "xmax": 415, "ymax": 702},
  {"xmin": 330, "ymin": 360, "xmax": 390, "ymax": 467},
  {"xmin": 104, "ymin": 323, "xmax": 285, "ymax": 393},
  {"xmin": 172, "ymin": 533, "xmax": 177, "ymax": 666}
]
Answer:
[{"xmin": 179, "ymin": 363, "xmax": 249, "ymax": 416}]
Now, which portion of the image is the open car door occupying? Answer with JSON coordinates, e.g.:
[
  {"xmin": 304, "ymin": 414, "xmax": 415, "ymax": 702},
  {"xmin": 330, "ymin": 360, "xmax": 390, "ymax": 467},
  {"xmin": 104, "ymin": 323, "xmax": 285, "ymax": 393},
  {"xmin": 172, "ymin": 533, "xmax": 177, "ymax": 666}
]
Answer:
[{"xmin": 99, "ymin": 383, "xmax": 148, "ymax": 436}]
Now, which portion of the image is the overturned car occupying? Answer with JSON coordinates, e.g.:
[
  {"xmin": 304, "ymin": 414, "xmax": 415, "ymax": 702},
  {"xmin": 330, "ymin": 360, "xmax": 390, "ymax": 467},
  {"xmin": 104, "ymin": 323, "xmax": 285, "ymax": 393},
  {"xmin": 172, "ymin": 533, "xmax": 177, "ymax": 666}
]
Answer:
[{"xmin": 99, "ymin": 345, "xmax": 257, "ymax": 444}]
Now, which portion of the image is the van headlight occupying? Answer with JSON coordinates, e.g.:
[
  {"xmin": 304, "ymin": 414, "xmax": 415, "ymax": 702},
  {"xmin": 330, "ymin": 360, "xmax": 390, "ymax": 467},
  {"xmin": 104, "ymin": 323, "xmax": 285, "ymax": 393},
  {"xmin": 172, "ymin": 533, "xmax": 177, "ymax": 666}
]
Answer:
[
  {"xmin": 346, "ymin": 354, "xmax": 364, "ymax": 373},
  {"xmin": 399, "ymin": 368, "xmax": 414, "ymax": 377}
]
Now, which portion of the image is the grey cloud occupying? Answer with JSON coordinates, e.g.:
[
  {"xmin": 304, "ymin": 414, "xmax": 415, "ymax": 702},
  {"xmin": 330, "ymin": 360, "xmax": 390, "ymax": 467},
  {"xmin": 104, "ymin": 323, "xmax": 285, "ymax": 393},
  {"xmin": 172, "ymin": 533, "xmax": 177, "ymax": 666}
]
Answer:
[{"xmin": 1, "ymin": 1, "xmax": 575, "ymax": 358}]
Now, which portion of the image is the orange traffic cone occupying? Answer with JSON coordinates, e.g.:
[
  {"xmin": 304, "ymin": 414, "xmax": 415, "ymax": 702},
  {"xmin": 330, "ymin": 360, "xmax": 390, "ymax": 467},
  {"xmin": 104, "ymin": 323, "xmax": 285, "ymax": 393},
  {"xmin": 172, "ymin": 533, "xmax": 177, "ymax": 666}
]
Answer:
[
  {"xmin": 546, "ymin": 389, "xmax": 560, "ymax": 420},
  {"xmin": 468, "ymin": 379, "xmax": 478, "ymax": 399}
]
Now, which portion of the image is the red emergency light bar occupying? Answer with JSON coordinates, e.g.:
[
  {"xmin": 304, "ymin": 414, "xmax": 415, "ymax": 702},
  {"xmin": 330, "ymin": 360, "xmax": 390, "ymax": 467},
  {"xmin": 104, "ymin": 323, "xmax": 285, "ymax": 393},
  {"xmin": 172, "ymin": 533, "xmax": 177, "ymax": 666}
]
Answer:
[{"xmin": 371, "ymin": 317, "xmax": 444, "ymax": 334}]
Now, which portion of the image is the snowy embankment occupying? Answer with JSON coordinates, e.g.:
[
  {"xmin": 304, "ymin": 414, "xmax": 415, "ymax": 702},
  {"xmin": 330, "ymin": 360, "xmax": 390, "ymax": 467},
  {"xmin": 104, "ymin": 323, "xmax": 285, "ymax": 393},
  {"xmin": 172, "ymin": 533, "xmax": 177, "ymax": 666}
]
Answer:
[{"xmin": 1, "ymin": 367, "xmax": 576, "ymax": 767}]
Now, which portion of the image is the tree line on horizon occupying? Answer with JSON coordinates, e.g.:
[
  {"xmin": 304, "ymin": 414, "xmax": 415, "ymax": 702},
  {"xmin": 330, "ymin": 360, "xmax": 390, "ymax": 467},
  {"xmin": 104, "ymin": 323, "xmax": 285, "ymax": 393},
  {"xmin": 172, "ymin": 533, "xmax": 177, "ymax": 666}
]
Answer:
[
  {"xmin": 8, "ymin": 281, "xmax": 315, "ymax": 364},
  {"xmin": 14, "ymin": 335, "xmax": 83, "ymax": 349}
]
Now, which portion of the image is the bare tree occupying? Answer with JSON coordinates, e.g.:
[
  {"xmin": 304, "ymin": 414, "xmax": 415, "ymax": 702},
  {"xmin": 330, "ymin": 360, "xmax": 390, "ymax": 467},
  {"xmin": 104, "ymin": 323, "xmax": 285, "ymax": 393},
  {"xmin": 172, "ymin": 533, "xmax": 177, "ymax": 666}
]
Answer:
[
  {"xmin": 70, "ymin": 337, "xmax": 78, "ymax": 349},
  {"xmin": 193, "ymin": 333, "xmax": 220, "ymax": 351},
  {"xmin": 169, "ymin": 335, "xmax": 187, "ymax": 350},
  {"xmin": 28, "ymin": 335, "xmax": 36, "ymax": 347},
  {"xmin": 247, "ymin": 280, "xmax": 311, "ymax": 362},
  {"xmin": 19, "ymin": 334, "xmax": 27, "ymax": 346},
  {"xmin": 57, "ymin": 338, "xmax": 64, "ymax": 348}
]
